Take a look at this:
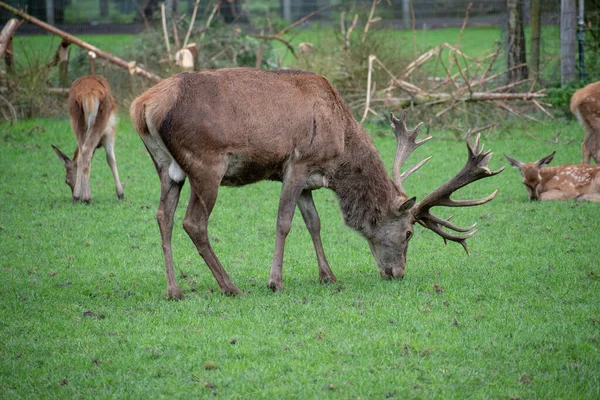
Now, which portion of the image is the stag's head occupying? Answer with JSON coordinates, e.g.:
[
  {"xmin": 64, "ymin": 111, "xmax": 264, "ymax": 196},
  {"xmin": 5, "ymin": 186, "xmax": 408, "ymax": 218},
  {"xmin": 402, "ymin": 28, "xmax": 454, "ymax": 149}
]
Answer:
[
  {"xmin": 366, "ymin": 196, "xmax": 417, "ymax": 279},
  {"xmin": 369, "ymin": 111, "xmax": 504, "ymax": 279},
  {"xmin": 504, "ymin": 152, "xmax": 555, "ymax": 201},
  {"xmin": 51, "ymin": 145, "xmax": 78, "ymax": 196}
]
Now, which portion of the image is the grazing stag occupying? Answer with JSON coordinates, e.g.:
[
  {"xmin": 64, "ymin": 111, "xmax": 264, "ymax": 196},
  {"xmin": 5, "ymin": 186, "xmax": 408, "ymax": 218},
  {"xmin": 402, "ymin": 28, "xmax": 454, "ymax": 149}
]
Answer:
[
  {"xmin": 130, "ymin": 69, "xmax": 503, "ymax": 300},
  {"xmin": 52, "ymin": 75, "xmax": 124, "ymax": 203},
  {"xmin": 571, "ymin": 81, "xmax": 600, "ymax": 164},
  {"xmin": 504, "ymin": 152, "xmax": 600, "ymax": 201}
]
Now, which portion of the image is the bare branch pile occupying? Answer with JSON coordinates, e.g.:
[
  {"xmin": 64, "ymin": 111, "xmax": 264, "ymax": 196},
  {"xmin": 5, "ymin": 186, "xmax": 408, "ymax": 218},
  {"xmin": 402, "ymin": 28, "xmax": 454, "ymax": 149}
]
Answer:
[{"xmin": 361, "ymin": 43, "xmax": 550, "ymax": 128}]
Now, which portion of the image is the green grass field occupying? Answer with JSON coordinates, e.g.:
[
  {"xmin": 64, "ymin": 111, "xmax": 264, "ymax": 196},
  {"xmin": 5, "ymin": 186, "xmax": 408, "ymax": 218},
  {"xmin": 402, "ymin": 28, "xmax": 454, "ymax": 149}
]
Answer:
[{"xmin": 1, "ymin": 114, "xmax": 598, "ymax": 398}]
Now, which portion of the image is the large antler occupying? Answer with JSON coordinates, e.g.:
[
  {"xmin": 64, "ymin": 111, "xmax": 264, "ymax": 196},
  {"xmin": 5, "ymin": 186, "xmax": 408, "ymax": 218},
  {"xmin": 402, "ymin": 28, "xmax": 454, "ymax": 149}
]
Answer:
[
  {"xmin": 414, "ymin": 132, "xmax": 504, "ymax": 254},
  {"xmin": 390, "ymin": 111, "xmax": 432, "ymax": 196}
]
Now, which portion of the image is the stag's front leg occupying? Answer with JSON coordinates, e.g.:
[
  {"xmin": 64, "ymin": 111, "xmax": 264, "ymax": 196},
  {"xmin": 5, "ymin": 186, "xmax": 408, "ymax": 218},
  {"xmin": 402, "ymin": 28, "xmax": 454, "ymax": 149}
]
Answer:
[
  {"xmin": 268, "ymin": 165, "xmax": 308, "ymax": 291},
  {"xmin": 156, "ymin": 169, "xmax": 185, "ymax": 300},
  {"xmin": 297, "ymin": 190, "xmax": 337, "ymax": 283}
]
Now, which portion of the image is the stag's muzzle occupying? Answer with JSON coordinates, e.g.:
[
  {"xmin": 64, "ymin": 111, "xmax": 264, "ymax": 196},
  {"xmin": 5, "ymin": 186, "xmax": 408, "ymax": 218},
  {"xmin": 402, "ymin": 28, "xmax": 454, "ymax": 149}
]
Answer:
[{"xmin": 380, "ymin": 267, "xmax": 405, "ymax": 279}]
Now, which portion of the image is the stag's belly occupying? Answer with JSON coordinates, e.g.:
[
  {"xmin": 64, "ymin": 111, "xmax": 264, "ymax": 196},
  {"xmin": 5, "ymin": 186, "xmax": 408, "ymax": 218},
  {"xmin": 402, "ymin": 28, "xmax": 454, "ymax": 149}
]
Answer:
[
  {"xmin": 221, "ymin": 154, "xmax": 329, "ymax": 189},
  {"xmin": 221, "ymin": 154, "xmax": 284, "ymax": 186}
]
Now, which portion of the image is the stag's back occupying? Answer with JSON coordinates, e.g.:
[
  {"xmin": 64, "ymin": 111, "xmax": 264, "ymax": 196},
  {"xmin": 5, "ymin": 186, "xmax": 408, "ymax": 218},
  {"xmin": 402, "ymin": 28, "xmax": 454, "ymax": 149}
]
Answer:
[{"xmin": 130, "ymin": 69, "xmax": 362, "ymax": 176}]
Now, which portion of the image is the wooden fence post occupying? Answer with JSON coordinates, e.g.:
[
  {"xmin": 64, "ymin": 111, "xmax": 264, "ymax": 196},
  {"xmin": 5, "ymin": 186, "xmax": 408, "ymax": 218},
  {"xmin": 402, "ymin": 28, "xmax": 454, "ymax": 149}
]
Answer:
[
  {"xmin": 0, "ymin": 18, "xmax": 21, "ymax": 76},
  {"xmin": 57, "ymin": 41, "xmax": 70, "ymax": 88}
]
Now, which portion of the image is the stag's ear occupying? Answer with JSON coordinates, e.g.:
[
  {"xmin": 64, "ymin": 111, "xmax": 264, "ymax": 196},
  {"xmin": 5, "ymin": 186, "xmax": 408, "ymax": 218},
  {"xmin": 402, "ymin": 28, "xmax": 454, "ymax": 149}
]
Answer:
[
  {"xmin": 537, "ymin": 151, "xmax": 555, "ymax": 169},
  {"xmin": 52, "ymin": 145, "xmax": 72, "ymax": 167},
  {"xmin": 504, "ymin": 154, "xmax": 523, "ymax": 171},
  {"xmin": 397, "ymin": 197, "xmax": 417, "ymax": 215}
]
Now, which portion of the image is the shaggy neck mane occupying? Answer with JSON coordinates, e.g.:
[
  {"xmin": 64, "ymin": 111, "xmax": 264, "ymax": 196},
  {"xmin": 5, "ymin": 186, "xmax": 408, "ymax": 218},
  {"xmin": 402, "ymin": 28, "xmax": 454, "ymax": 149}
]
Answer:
[{"xmin": 329, "ymin": 130, "xmax": 400, "ymax": 236}]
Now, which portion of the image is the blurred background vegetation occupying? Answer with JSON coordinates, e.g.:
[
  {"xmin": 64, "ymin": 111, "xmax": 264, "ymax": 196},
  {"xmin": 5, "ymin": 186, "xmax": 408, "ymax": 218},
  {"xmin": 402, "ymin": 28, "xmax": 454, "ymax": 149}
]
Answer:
[{"xmin": 1, "ymin": 0, "xmax": 599, "ymax": 130}]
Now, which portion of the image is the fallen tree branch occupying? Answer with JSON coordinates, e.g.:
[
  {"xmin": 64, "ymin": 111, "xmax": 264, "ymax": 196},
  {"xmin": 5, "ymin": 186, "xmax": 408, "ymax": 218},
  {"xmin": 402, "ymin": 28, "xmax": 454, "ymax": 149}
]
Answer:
[
  {"xmin": 0, "ymin": 18, "xmax": 20, "ymax": 58},
  {"xmin": 362, "ymin": 50, "xmax": 549, "ymax": 126},
  {"xmin": 251, "ymin": 3, "xmax": 337, "ymax": 59},
  {"xmin": 0, "ymin": 1, "xmax": 161, "ymax": 82}
]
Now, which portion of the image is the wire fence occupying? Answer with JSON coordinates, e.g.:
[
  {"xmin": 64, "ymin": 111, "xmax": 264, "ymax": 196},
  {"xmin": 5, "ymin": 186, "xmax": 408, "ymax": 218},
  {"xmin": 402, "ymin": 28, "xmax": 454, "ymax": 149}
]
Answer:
[
  {"xmin": 4, "ymin": 0, "xmax": 597, "ymax": 80},
  {"xmin": 0, "ymin": 0, "xmax": 565, "ymax": 33},
  {"xmin": 2, "ymin": 0, "xmax": 599, "ymax": 122}
]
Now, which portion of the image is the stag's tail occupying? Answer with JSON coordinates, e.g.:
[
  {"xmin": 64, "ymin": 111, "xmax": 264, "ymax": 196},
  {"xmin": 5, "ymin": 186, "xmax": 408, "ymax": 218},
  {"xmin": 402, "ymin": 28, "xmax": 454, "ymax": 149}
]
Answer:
[
  {"xmin": 130, "ymin": 76, "xmax": 187, "ymax": 182},
  {"xmin": 130, "ymin": 76, "xmax": 182, "ymax": 137}
]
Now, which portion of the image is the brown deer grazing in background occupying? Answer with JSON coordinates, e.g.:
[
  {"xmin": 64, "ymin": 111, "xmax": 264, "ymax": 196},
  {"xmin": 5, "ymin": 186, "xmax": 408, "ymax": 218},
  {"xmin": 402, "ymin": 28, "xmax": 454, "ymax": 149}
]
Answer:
[
  {"xmin": 52, "ymin": 75, "xmax": 124, "ymax": 203},
  {"xmin": 571, "ymin": 81, "xmax": 600, "ymax": 165},
  {"xmin": 504, "ymin": 152, "xmax": 600, "ymax": 201},
  {"xmin": 130, "ymin": 69, "xmax": 503, "ymax": 300}
]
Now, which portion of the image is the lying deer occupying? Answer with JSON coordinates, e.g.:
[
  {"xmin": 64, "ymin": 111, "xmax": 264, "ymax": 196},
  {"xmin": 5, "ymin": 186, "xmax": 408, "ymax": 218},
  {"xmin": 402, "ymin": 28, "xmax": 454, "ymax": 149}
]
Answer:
[
  {"xmin": 571, "ymin": 81, "xmax": 600, "ymax": 164},
  {"xmin": 52, "ymin": 75, "xmax": 124, "ymax": 203},
  {"xmin": 504, "ymin": 151, "xmax": 600, "ymax": 201},
  {"xmin": 130, "ymin": 69, "xmax": 503, "ymax": 300}
]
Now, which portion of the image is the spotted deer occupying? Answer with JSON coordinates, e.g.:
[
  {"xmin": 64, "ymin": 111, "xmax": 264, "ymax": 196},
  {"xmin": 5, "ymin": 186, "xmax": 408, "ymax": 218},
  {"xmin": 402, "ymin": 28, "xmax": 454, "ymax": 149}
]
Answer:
[
  {"xmin": 571, "ymin": 81, "xmax": 600, "ymax": 165},
  {"xmin": 130, "ymin": 69, "xmax": 503, "ymax": 300},
  {"xmin": 52, "ymin": 75, "xmax": 124, "ymax": 203},
  {"xmin": 504, "ymin": 151, "xmax": 600, "ymax": 201}
]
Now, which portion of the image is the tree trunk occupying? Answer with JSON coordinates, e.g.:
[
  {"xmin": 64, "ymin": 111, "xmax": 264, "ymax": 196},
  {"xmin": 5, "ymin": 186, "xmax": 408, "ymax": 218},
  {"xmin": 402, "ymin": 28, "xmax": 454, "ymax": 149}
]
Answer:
[
  {"xmin": 530, "ymin": 0, "xmax": 541, "ymax": 79},
  {"xmin": 506, "ymin": 0, "xmax": 528, "ymax": 83},
  {"xmin": 219, "ymin": 0, "xmax": 245, "ymax": 23},
  {"xmin": 45, "ymin": 0, "xmax": 54, "ymax": 24},
  {"xmin": 281, "ymin": 0, "xmax": 291, "ymax": 22},
  {"xmin": 561, "ymin": 0, "xmax": 577, "ymax": 85},
  {"xmin": 100, "ymin": 0, "xmax": 109, "ymax": 18}
]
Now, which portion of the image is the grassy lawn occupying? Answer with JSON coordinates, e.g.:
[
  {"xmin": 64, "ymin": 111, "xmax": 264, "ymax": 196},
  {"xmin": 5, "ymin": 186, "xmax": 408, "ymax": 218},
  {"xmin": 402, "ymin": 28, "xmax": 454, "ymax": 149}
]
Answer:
[{"xmin": 0, "ymin": 114, "xmax": 598, "ymax": 398}]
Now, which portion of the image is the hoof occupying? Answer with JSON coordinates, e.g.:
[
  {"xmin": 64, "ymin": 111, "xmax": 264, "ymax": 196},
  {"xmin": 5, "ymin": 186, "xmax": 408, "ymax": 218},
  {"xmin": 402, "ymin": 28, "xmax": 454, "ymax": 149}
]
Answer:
[
  {"xmin": 267, "ymin": 280, "xmax": 284, "ymax": 292},
  {"xmin": 72, "ymin": 197, "xmax": 92, "ymax": 204},
  {"xmin": 117, "ymin": 192, "xmax": 125, "ymax": 200},
  {"xmin": 222, "ymin": 286, "xmax": 242, "ymax": 296},
  {"xmin": 319, "ymin": 274, "xmax": 337, "ymax": 284},
  {"xmin": 166, "ymin": 287, "xmax": 185, "ymax": 300}
]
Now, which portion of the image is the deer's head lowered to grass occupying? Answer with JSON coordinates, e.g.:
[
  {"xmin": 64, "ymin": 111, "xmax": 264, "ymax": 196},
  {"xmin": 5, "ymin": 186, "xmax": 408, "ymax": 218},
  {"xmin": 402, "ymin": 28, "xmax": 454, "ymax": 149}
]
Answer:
[
  {"xmin": 504, "ymin": 152, "xmax": 600, "ymax": 201},
  {"xmin": 52, "ymin": 75, "xmax": 124, "ymax": 203},
  {"xmin": 130, "ymin": 69, "xmax": 503, "ymax": 300}
]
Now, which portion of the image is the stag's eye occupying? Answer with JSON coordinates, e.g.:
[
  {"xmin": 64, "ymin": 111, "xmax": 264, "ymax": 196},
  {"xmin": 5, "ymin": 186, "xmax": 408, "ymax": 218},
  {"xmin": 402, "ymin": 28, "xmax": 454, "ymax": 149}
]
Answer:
[{"xmin": 406, "ymin": 231, "xmax": 413, "ymax": 240}]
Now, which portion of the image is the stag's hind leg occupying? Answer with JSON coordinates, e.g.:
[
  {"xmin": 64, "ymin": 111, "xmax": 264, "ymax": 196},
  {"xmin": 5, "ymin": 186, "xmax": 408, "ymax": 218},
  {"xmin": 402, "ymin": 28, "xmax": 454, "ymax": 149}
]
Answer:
[
  {"xmin": 297, "ymin": 190, "xmax": 337, "ymax": 283},
  {"xmin": 183, "ymin": 160, "xmax": 241, "ymax": 296},
  {"xmin": 156, "ymin": 169, "xmax": 185, "ymax": 300},
  {"xmin": 103, "ymin": 113, "xmax": 125, "ymax": 200}
]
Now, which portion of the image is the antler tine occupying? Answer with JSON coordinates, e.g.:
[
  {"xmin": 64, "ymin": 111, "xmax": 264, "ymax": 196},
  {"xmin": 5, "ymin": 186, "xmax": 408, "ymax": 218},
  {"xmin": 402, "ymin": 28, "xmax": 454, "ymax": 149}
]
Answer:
[
  {"xmin": 390, "ymin": 111, "xmax": 432, "ymax": 195},
  {"xmin": 399, "ymin": 156, "xmax": 433, "ymax": 182},
  {"xmin": 427, "ymin": 189, "xmax": 499, "ymax": 208},
  {"xmin": 423, "ymin": 213, "xmax": 477, "ymax": 233},
  {"xmin": 414, "ymin": 131, "xmax": 504, "ymax": 254},
  {"xmin": 417, "ymin": 218, "xmax": 477, "ymax": 255}
]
